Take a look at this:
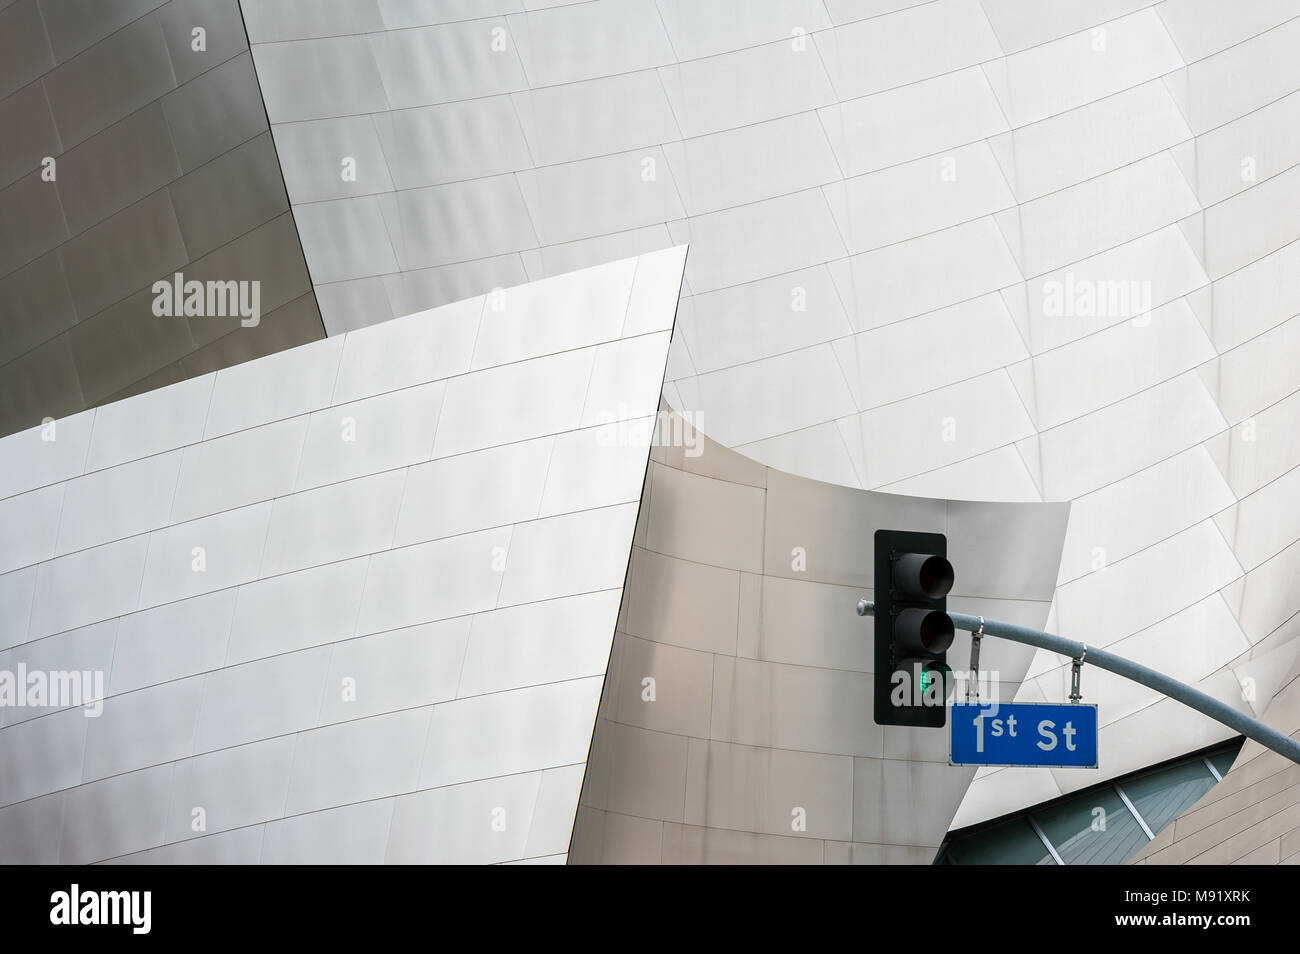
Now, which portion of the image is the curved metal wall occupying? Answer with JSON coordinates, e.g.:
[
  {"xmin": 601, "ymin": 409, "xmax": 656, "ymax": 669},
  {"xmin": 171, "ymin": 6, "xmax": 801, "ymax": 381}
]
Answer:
[
  {"xmin": 241, "ymin": 0, "xmax": 1300, "ymax": 833},
  {"xmin": 0, "ymin": 250, "xmax": 682, "ymax": 864},
  {"xmin": 570, "ymin": 411, "xmax": 1068, "ymax": 862}
]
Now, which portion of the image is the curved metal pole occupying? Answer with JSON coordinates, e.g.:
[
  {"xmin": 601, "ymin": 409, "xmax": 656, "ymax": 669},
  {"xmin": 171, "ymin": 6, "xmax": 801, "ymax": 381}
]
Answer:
[{"xmin": 856, "ymin": 599, "xmax": 1300, "ymax": 766}]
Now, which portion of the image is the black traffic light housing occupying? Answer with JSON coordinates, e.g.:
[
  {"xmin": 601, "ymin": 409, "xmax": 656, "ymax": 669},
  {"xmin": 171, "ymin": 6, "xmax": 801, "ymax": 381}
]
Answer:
[{"xmin": 874, "ymin": 529, "xmax": 955, "ymax": 727}]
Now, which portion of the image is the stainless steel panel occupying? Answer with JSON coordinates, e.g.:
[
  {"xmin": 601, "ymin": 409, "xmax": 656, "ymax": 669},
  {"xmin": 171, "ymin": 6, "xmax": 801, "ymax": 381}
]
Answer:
[
  {"xmin": 0, "ymin": 170, "xmax": 69, "ymax": 278},
  {"xmin": 282, "ymin": 708, "xmax": 429, "ymax": 814},
  {"xmin": 457, "ymin": 591, "xmax": 620, "ymax": 696},
  {"xmin": 292, "ymin": 195, "xmax": 398, "ymax": 283},
  {"xmin": 260, "ymin": 799, "xmax": 393, "ymax": 864},
  {"xmin": 371, "ymin": 96, "xmax": 530, "ymax": 191},
  {"xmin": 259, "ymin": 467, "xmax": 404, "ymax": 576},
  {"xmin": 42, "ymin": 13, "xmax": 175, "ymax": 148},
  {"xmin": 272, "ymin": 114, "xmax": 394, "ymax": 204},
  {"xmin": 0, "ymin": 793, "xmax": 64, "ymax": 864},
  {"xmin": 249, "ymin": 34, "xmax": 390, "ymax": 123},
  {"xmin": 38, "ymin": 0, "xmax": 165, "ymax": 64},
  {"xmin": 135, "ymin": 500, "xmax": 271, "ymax": 609},
  {"xmin": 98, "ymin": 359, "xmax": 189, "ymax": 404},
  {"xmin": 84, "ymin": 373, "xmax": 212, "ymax": 471},
  {"xmin": 160, "ymin": 51, "xmax": 269, "ymax": 172},
  {"xmin": 385, "ymin": 772, "xmax": 540, "ymax": 864},
  {"xmin": 0, "ymin": 482, "xmax": 63, "ymax": 577},
  {"xmin": 392, "ymin": 436, "xmax": 551, "ymax": 545},
  {"xmin": 508, "ymin": 0, "xmax": 673, "ymax": 87},
  {"xmin": 516, "ymin": 147, "xmax": 684, "ymax": 246},
  {"xmin": 0, "ymin": 0, "xmax": 54, "ymax": 101},
  {"xmin": 107, "ymin": 827, "xmax": 264, "ymax": 864},
  {"xmin": 168, "ymin": 131, "xmax": 288, "ymax": 258},
  {"xmin": 377, "ymin": 176, "xmax": 537, "ymax": 272},
  {"xmin": 156, "ymin": 0, "xmax": 248, "ymax": 85},
  {"xmin": 82, "ymin": 676, "xmax": 203, "ymax": 781},
  {"xmin": 294, "ymin": 380, "xmax": 444, "ymax": 490},
  {"xmin": 378, "ymin": 0, "xmax": 524, "ymax": 30},
  {"xmin": 169, "ymin": 416, "xmax": 305, "ymax": 523},
  {"xmin": 59, "ymin": 763, "xmax": 171, "ymax": 863},
  {"xmin": 0, "ymin": 709, "xmax": 88, "ymax": 808},
  {"xmin": 58, "ymin": 186, "xmax": 187, "ymax": 321},
  {"xmin": 0, "ymin": 333, "xmax": 85, "ymax": 436},
  {"xmin": 192, "ymin": 646, "xmax": 331, "ymax": 753},
  {"xmin": 199, "ymin": 324, "xmax": 339, "ymax": 438},
  {"xmin": 109, "ymin": 588, "xmax": 237, "ymax": 694},
  {"xmin": 29, "ymin": 534, "xmax": 150, "ymax": 639},
  {"xmin": 0, "ymin": 251, "xmax": 77, "ymax": 367},
  {"xmin": 163, "ymin": 737, "xmax": 293, "ymax": 843},
  {"xmin": 368, "ymin": 19, "xmax": 527, "ymax": 109},
  {"xmin": 242, "ymin": 0, "xmax": 383, "ymax": 42},
  {"xmin": 316, "ymin": 618, "xmax": 469, "ymax": 723},
  {"xmin": 55, "ymin": 102, "xmax": 181, "ymax": 236},
  {"xmin": 0, "ymin": 568, "xmax": 38, "ymax": 652},
  {"xmin": 224, "ymin": 557, "xmax": 366, "ymax": 664},
  {"xmin": 511, "ymin": 69, "xmax": 677, "ymax": 167},
  {"xmin": 54, "ymin": 449, "xmax": 180, "ymax": 556},
  {"xmin": 66, "ymin": 284, "xmax": 196, "ymax": 406},
  {"xmin": 311, "ymin": 277, "xmax": 395, "ymax": 335},
  {"xmin": 0, "ymin": 81, "xmax": 63, "ymax": 190},
  {"xmin": 181, "ymin": 212, "xmax": 314, "ymax": 348},
  {"xmin": 180, "ymin": 290, "xmax": 324, "ymax": 376},
  {"xmin": 377, "ymin": 253, "xmax": 526, "ymax": 328},
  {"xmin": 331, "ymin": 292, "xmax": 480, "ymax": 404}
]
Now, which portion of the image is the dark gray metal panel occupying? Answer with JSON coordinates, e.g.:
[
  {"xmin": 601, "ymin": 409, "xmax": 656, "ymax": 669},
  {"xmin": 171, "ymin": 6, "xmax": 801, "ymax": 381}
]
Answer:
[
  {"xmin": 55, "ymin": 102, "xmax": 181, "ymax": 236},
  {"xmin": 38, "ymin": 0, "xmax": 166, "ymax": 64},
  {"xmin": 66, "ymin": 283, "xmax": 197, "ymax": 405},
  {"xmin": 0, "ymin": 0, "xmax": 54, "ymax": 100},
  {"xmin": 0, "ymin": 333, "xmax": 85, "ymax": 436},
  {"xmin": 42, "ymin": 13, "xmax": 176, "ymax": 148},
  {"xmin": 179, "ymin": 290, "xmax": 323, "ymax": 376},
  {"xmin": 160, "ymin": 51, "xmax": 270, "ymax": 172},
  {"xmin": 0, "ymin": 0, "xmax": 326, "ymax": 438},
  {"xmin": 0, "ymin": 251, "xmax": 77, "ymax": 367},
  {"xmin": 168, "ymin": 131, "xmax": 289, "ymax": 259},
  {"xmin": 100, "ymin": 358, "xmax": 189, "ymax": 405},
  {"xmin": 58, "ymin": 187, "xmax": 188, "ymax": 320},
  {"xmin": 156, "ymin": 0, "xmax": 249, "ymax": 84},
  {"xmin": 0, "ymin": 170, "xmax": 69, "ymax": 277},
  {"xmin": 0, "ymin": 82, "xmax": 63, "ymax": 190},
  {"xmin": 181, "ymin": 212, "xmax": 313, "ymax": 347}
]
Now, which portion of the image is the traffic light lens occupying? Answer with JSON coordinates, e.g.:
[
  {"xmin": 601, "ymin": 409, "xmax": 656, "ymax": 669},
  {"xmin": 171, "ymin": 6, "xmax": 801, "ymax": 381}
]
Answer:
[
  {"xmin": 895, "ymin": 608, "xmax": 955, "ymax": 655},
  {"xmin": 893, "ymin": 552, "xmax": 954, "ymax": 600},
  {"xmin": 917, "ymin": 555, "xmax": 954, "ymax": 598}
]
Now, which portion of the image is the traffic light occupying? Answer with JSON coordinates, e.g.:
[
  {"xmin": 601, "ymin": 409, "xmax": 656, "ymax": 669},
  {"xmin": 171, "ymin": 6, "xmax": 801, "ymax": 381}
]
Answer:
[{"xmin": 873, "ymin": 529, "xmax": 955, "ymax": 727}]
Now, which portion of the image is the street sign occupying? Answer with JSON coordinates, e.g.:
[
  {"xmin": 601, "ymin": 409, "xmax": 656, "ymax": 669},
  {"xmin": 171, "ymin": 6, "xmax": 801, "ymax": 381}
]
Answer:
[{"xmin": 950, "ymin": 702, "xmax": 1098, "ymax": 768}]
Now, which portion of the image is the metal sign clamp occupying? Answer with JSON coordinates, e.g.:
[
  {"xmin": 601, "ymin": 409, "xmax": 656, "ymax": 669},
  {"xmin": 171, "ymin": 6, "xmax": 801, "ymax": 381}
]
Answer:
[
  {"xmin": 1070, "ymin": 646, "xmax": 1087, "ymax": 703},
  {"xmin": 966, "ymin": 616, "xmax": 984, "ymax": 703}
]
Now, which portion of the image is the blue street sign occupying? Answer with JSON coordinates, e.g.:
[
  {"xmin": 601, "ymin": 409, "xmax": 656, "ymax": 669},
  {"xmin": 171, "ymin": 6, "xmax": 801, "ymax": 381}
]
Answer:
[{"xmin": 950, "ymin": 702, "xmax": 1098, "ymax": 768}]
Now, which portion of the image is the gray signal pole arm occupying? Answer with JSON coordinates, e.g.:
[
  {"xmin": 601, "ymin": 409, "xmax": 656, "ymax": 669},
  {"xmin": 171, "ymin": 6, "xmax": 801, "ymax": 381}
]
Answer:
[{"xmin": 856, "ymin": 599, "xmax": 1300, "ymax": 766}]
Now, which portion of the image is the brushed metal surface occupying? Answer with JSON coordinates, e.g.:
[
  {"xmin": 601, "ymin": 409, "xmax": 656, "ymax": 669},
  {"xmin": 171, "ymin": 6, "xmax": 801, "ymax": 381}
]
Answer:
[{"xmin": 0, "ymin": 0, "xmax": 324, "ymax": 439}]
